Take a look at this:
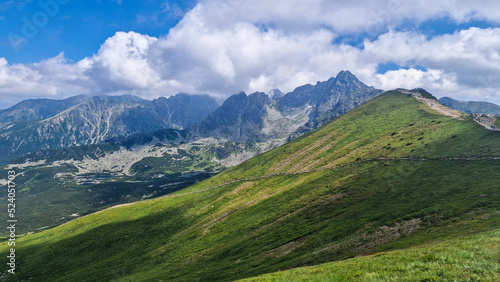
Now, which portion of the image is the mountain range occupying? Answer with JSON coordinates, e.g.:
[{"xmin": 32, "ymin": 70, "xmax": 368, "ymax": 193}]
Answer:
[
  {"xmin": 7, "ymin": 71, "xmax": 496, "ymax": 168},
  {"xmin": 3, "ymin": 89, "xmax": 498, "ymax": 281},
  {"xmin": 4, "ymin": 72, "xmax": 500, "ymax": 237},
  {"xmin": 0, "ymin": 71, "xmax": 382, "ymax": 167},
  {"xmin": 439, "ymin": 96, "xmax": 500, "ymax": 115},
  {"xmin": 192, "ymin": 71, "xmax": 382, "ymax": 142},
  {"xmin": 0, "ymin": 93, "xmax": 220, "ymax": 164},
  {"xmin": 2, "ymin": 71, "xmax": 385, "ymax": 234}
]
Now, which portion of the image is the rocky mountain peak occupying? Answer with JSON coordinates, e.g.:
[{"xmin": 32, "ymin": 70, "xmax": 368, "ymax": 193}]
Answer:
[
  {"xmin": 193, "ymin": 72, "xmax": 382, "ymax": 142},
  {"xmin": 267, "ymin": 89, "xmax": 284, "ymax": 100}
]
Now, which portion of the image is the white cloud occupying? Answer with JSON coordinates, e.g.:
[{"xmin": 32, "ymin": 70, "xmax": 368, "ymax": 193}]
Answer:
[
  {"xmin": 181, "ymin": 0, "xmax": 500, "ymax": 35},
  {"xmin": 151, "ymin": 20, "xmax": 355, "ymax": 95},
  {"xmin": 0, "ymin": 54, "xmax": 90, "ymax": 99},
  {"xmin": 2, "ymin": 0, "xmax": 500, "ymax": 107},
  {"xmin": 375, "ymin": 68, "xmax": 458, "ymax": 92},
  {"xmin": 87, "ymin": 31, "xmax": 162, "ymax": 93},
  {"xmin": 363, "ymin": 28, "xmax": 500, "ymax": 102}
]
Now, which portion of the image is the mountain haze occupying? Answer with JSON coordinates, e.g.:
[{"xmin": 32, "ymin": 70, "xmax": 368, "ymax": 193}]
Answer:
[{"xmin": 439, "ymin": 97, "xmax": 500, "ymax": 115}]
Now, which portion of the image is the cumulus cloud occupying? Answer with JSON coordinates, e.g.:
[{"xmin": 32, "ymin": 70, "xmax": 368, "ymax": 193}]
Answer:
[
  {"xmin": 151, "ymin": 21, "xmax": 358, "ymax": 95},
  {"xmin": 88, "ymin": 31, "xmax": 161, "ymax": 93},
  {"xmin": 364, "ymin": 28, "xmax": 500, "ymax": 102},
  {"xmin": 0, "ymin": 32, "xmax": 165, "ymax": 102},
  {"xmin": 1, "ymin": 0, "xmax": 500, "ymax": 107},
  {"xmin": 179, "ymin": 0, "xmax": 500, "ymax": 35}
]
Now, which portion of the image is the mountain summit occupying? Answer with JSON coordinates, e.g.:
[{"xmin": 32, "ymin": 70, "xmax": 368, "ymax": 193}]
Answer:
[{"xmin": 192, "ymin": 71, "xmax": 382, "ymax": 142}]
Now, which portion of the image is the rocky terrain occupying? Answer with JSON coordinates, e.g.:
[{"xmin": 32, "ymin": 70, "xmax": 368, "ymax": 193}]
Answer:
[{"xmin": 0, "ymin": 93, "xmax": 220, "ymax": 164}]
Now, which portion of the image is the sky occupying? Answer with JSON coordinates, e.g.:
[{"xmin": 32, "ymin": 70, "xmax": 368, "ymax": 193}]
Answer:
[{"xmin": 1, "ymin": 0, "xmax": 500, "ymax": 108}]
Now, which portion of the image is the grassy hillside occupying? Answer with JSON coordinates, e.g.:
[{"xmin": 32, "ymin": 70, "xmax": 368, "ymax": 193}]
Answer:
[
  {"xmin": 2, "ymin": 91, "xmax": 499, "ymax": 281},
  {"xmin": 0, "ymin": 144, "xmax": 222, "ymax": 234},
  {"xmin": 2, "ymin": 139, "xmax": 264, "ymax": 234},
  {"xmin": 241, "ymin": 228, "xmax": 500, "ymax": 281}
]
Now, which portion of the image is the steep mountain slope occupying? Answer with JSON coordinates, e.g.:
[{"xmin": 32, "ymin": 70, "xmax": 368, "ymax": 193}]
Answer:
[
  {"xmin": 191, "ymin": 71, "xmax": 382, "ymax": 142},
  {"xmin": 439, "ymin": 96, "xmax": 500, "ymax": 115},
  {"xmin": 4, "ymin": 90, "xmax": 499, "ymax": 281},
  {"xmin": 0, "ymin": 93, "xmax": 220, "ymax": 164},
  {"xmin": 4, "ymin": 73, "xmax": 383, "ymax": 233},
  {"xmin": 193, "ymin": 91, "xmax": 273, "ymax": 141},
  {"xmin": 149, "ymin": 94, "xmax": 221, "ymax": 129}
]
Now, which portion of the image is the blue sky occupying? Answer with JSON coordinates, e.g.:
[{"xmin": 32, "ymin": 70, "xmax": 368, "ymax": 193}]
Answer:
[
  {"xmin": 1, "ymin": 0, "xmax": 194, "ymax": 63},
  {"xmin": 1, "ymin": 0, "xmax": 500, "ymax": 108}
]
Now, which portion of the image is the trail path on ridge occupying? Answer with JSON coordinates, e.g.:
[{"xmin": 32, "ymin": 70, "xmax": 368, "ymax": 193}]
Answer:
[{"xmin": 399, "ymin": 90, "xmax": 465, "ymax": 119}]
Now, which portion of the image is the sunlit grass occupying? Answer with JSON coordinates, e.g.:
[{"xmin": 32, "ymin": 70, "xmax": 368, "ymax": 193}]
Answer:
[
  {"xmin": 241, "ymin": 229, "xmax": 500, "ymax": 281},
  {"xmin": 2, "ymin": 92, "xmax": 499, "ymax": 281}
]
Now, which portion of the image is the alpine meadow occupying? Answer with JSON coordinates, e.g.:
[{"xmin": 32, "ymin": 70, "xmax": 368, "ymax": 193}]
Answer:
[
  {"xmin": 2, "ymin": 90, "xmax": 499, "ymax": 281},
  {"xmin": 2, "ymin": 1, "xmax": 500, "ymax": 281}
]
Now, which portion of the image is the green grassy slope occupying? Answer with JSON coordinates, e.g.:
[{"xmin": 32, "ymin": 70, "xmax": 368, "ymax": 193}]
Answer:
[
  {"xmin": 240, "ymin": 228, "xmax": 500, "ymax": 281},
  {"xmin": 0, "ymin": 163, "xmax": 216, "ymax": 234},
  {"xmin": 0, "ymin": 144, "xmax": 223, "ymax": 234},
  {"xmin": 2, "ymin": 140, "xmax": 260, "ymax": 234},
  {"xmin": 2, "ymin": 91, "xmax": 500, "ymax": 281}
]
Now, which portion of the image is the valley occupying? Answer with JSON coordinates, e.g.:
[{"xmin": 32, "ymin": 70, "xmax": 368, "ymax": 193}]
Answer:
[
  {"xmin": 2, "ymin": 90, "xmax": 499, "ymax": 281},
  {"xmin": 2, "ymin": 2, "xmax": 500, "ymax": 281},
  {"xmin": 1, "ymin": 71, "xmax": 383, "ymax": 234}
]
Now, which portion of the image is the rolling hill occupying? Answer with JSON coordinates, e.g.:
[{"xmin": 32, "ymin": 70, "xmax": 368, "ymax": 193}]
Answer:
[{"xmin": 2, "ymin": 90, "xmax": 499, "ymax": 281}]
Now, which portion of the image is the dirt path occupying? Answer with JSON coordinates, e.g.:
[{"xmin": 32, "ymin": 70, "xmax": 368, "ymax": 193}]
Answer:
[
  {"xmin": 399, "ymin": 90, "xmax": 465, "ymax": 119},
  {"xmin": 400, "ymin": 89, "xmax": 499, "ymax": 131},
  {"xmin": 418, "ymin": 97, "xmax": 465, "ymax": 119}
]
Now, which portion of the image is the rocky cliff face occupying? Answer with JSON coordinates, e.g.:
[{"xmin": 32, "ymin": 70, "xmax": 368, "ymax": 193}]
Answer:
[
  {"xmin": 191, "ymin": 71, "xmax": 382, "ymax": 142},
  {"xmin": 193, "ymin": 92, "xmax": 273, "ymax": 141},
  {"xmin": 0, "ymin": 71, "xmax": 382, "ymax": 164},
  {"xmin": 149, "ymin": 94, "xmax": 222, "ymax": 129}
]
